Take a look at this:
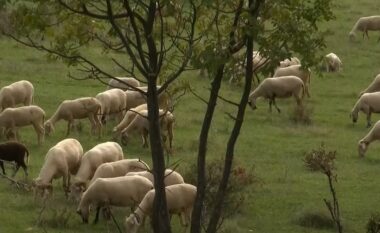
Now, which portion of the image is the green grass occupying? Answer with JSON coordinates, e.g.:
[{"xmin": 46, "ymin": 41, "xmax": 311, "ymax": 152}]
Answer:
[{"xmin": 1, "ymin": 0, "xmax": 380, "ymax": 232}]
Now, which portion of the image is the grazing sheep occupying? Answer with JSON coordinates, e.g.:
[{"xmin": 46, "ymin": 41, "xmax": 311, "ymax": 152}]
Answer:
[
  {"xmin": 273, "ymin": 64, "xmax": 311, "ymax": 97},
  {"xmin": 125, "ymin": 169, "xmax": 185, "ymax": 186},
  {"xmin": 128, "ymin": 86, "xmax": 172, "ymax": 111},
  {"xmin": 112, "ymin": 104, "xmax": 148, "ymax": 140},
  {"xmin": 358, "ymin": 120, "xmax": 380, "ymax": 157},
  {"xmin": 70, "ymin": 142, "xmax": 124, "ymax": 202},
  {"xmin": 349, "ymin": 16, "xmax": 380, "ymax": 41},
  {"xmin": 44, "ymin": 97, "xmax": 102, "ymax": 137},
  {"xmin": 0, "ymin": 141, "xmax": 29, "ymax": 177},
  {"xmin": 76, "ymin": 175, "xmax": 153, "ymax": 224},
  {"xmin": 0, "ymin": 80, "xmax": 34, "ymax": 112},
  {"xmin": 325, "ymin": 53, "xmax": 342, "ymax": 72},
  {"xmin": 359, "ymin": 74, "xmax": 380, "ymax": 96},
  {"xmin": 125, "ymin": 90, "xmax": 147, "ymax": 110},
  {"xmin": 33, "ymin": 138, "xmax": 83, "ymax": 199},
  {"xmin": 0, "ymin": 105, "xmax": 45, "ymax": 145},
  {"xmin": 279, "ymin": 57, "xmax": 301, "ymax": 68},
  {"xmin": 248, "ymin": 76, "xmax": 305, "ymax": 113},
  {"xmin": 124, "ymin": 183, "xmax": 197, "ymax": 233},
  {"xmin": 350, "ymin": 92, "xmax": 380, "ymax": 128},
  {"xmin": 106, "ymin": 77, "xmax": 140, "ymax": 91},
  {"xmin": 95, "ymin": 89, "xmax": 127, "ymax": 124},
  {"xmin": 89, "ymin": 159, "xmax": 150, "ymax": 185},
  {"xmin": 120, "ymin": 109, "xmax": 175, "ymax": 153}
]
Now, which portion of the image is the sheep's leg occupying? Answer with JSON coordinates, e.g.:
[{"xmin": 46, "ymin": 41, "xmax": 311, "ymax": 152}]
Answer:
[
  {"xmin": 142, "ymin": 129, "xmax": 149, "ymax": 148},
  {"xmin": 12, "ymin": 164, "xmax": 20, "ymax": 177},
  {"xmin": 367, "ymin": 112, "xmax": 372, "ymax": 128},
  {"xmin": 365, "ymin": 30, "xmax": 369, "ymax": 39},
  {"xmin": 272, "ymin": 98, "xmax": 281, "ymax": 113},
  {"xmin": 268, "ymin": 99, "xmax": 273, "ymax": 113},
  {"xmin": 89, "ymin": 114, "xmax": 102, "ymax": 138},
  {"xmin": 0, "ymin": 161, "xmax": 5, "ymax": 175},
  {"xmin": 66, "ymin": 120, "xmax": 73, "ymax": 136},
  {"xmin": 93, "ymin": 206, "xmax": 101, "ymax": 224},
  {"xmin": 32, "ymin": 123, "xmax": 44, "ymax": 145},
  {"xmin": 20, "ymin": 162, "xmax": 28, "ymax": 177},
  {"xmin": 62, "ymin": 175, "xmax": 69, "ymax": 198},
  {"xmin": 306, "ymin": 85, "xmax": 311, "ymax": 98}
]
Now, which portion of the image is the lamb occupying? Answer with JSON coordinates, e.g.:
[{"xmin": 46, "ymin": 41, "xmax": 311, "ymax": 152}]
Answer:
[
  {"xmin": 350, "ymin": 92, "xmax": 380, "ymax": 128},
  {"xmin": 124, "ymin": 183, "xmax": 197, "ymax": 233},
  {"xmin": 273, "ymin": 64, "xmax": 311, "ymax": 97},
  {"xmin": 95, "ymin": 89, "xmax": 127, "ymax": 124},
  {"xmin": 33, "ymin": 138, "xmax": 83, "ymax": 199},
  {"xmin": 120, "ymin": 109, "xmax": 175, "ymax": 153},
  {"xmin": 359, "ymin": 74, "xmax": 380, "ymax": 96},
  {"xmin": 125, "ymin": 169, "xmax": 185, "ymax": 186},
  {"xmin": 0, "ymin": 141, "xmax": 29, "ymax": 177},
  {"xmin": 325, "ymin": 53, "xmax": 342, "ymax": 72},
  {"xmin": 44, "ymin": 97, "xmax": 102, "ymax": 137},
  {"xmin": 0, "ymin": 105, "xmax": 45, "ymax": 145},
  {"xmin": 279, "ymin": 57, "xmax": 301, "ymax": 68},
  {"xmin": 349, "ymin": 16, "xmax": 380, "ymax": 41},
  {"xmin": 0, "ymin": 80, "xmax": 34, "ymax": 112},
  {"xmin": 76, "ymin": 175, "xmax": 153, "ymax": 224},
  {"xmin": 106, "ymin": 77, "xmax": 140, "ymax": 91},
  {"xmin": 112, "ymin": 104, "xmax": 148, "ymax": 139},
  {"xmin": 69, "ymin": 141, "xmax": 124, "ymax": 202},
  {"xmin": 248, "ymin": 76, "xmax": 305, "ymax": 113},
  {"xmin": 358, "ymin": 120, "xmax": 380, "ymax": 157},
  {"xmin": 89, "ymin": 159, "xmax": 150, "ymax": 185}
]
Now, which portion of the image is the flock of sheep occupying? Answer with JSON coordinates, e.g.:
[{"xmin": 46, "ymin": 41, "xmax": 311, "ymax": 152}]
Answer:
[{"xmin": 0, "ymin": 78, "xmax": 193, "ymax": 232}]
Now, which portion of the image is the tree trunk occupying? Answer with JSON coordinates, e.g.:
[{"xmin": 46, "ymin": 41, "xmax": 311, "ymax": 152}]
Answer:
[{"xmin": 147, "ymin": 78, "xmax": 172, "ymax": 233}]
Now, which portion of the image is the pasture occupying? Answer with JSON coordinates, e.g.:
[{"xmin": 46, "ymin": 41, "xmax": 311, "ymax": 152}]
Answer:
[{"xmin": 1, "ymin": 0, "xmax": 380, "ymax": 232}]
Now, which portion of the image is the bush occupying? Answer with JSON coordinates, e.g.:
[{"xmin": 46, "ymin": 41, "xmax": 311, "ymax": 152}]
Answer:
[{"xmin": 294, "ymin": 210, "xmax": 335, "ymax": 229}]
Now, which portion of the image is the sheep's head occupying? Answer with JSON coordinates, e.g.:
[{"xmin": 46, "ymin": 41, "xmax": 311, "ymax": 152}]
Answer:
[
  {"xmin": 358, "ymin": 140, "xmax": 369, "ymax": 157},
  {"xmin": 121, "ymin": 132, "xmax": 130, "ymax": 146},
  {"xmin": 247, "ymin": 99, "xmax": 257, "ymax": 110},
  {"xmin": 350, "ymin": 111, "xmax": 358, "ymax": 123},
  {"xmin": 44, "ymin": 121, "xmax": 54, "ymax": 136},
  {"xmin": 124, "ymin": 213, "xmax": 141, "ymax": 233},
  {"xmin": 69, "ymin": 183, "xmax": 86, "ymax": 203},
  {"xmin": 76, "ymin": 207, "xmax": 89, "ymax": 224},
  {"xmin": 349, "ymin": 32, "xmax": 356, "ymax": 41},
  {"xmin": 32, "ymin": 180, "xmax": 53, "ymax": 199}
]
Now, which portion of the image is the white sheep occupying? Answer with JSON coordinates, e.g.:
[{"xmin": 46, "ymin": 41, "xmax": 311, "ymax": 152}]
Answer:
[
  {"xmin": 89, "ymin": 159, "xmax": 150, "ymax": 185},
  {"xmin": 125, "ymin": 169, "xmax": 185, "ymax": 186},
  {"xmin": 279, "ymin": 57, "xmax": 301, "ymax": 68},
  {"xmin": 124, "ymin": 183, "xmax": 197, "ymax": 233},
  {"xmin": 120, "ymin": 109, "xmax": 175, "ymax": 153},
  {"xmin": 70, "ymin": 141, "xmax": 124, "ymax": 202},
  {"xmin": 359, "ymin": 74, "xmax": 380, "ymax": 96},
  {"xmin": 0, "ymin": 80, "xmax": 34, "ymax": 112},
  {"xmin": 112, "ymin": 104, "xmax": 148, "ymax": 139},
  {"xmin": 349, "ymin": 16, "xmax": 380, "ymax": 41},
  {"xmin": 358, "ymin": 120, "xmax": 380, "ymax": 157},
  {"xmin": 248, "ymin": 76, "xmax": 305, "ymax": 113},
  {"xmin": 106, "ymin": 77, "xmax": 140, "ymax": 91},
  {"xmin": 325, "ymin": 53, "xmax": 342, "ymax": 72},
  {"xmin": 33, "ymin": 138, "xmax": 83, "ymax": 199},
  {"xmin": 44, "ymin": 97, "xmax": 102, "ymax": 137},
  {"xmin": 76, "ymin": 175, "xmax": 153, "ymax": 224},
  {"xmin": 350, "ymin": 92, "xmax": 380, "ymax": 128},
  {"xmin": 273, "ymin": 64, "xmax": 311, "ymax": 97},
  {"xmin": 125, "ymin": 90, "xmax": 147, "ymax": 110},
  {"xmin": 95, "ymin": 89, "xmax": 127, "ymax": 124},
  {"xmin": 0, "ymin": 105, "xmax": 45, "ymax": 145}
]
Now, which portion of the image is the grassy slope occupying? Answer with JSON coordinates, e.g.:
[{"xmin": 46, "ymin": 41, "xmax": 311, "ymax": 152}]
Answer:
[{"xmin": 1, "ymin": 0, "xmax": 380, "ymax": 232}]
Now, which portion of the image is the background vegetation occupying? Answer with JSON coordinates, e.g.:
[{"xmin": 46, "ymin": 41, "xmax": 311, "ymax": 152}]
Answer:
[{"xmin": 0, "ymin": 0, "xmax": 380, "ymax": 232}]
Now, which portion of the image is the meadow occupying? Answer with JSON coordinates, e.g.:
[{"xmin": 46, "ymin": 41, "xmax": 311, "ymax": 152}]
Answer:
[{"xmin": 1, "ymin": 0, "xmax": 380, "ymax": 232}]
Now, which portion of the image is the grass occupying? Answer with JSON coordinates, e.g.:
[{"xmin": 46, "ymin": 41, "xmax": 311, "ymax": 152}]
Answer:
[{"xmin": 1, "ymin": 0, "xmax": 380, "ymax": 232}]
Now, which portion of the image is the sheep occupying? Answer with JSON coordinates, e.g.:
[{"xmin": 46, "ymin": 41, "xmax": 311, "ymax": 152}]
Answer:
[
  {"xmin": 33, "ymin": 138, "xmax": 83, "ymax": 199},
  {"xmin": 358, "ymin": 120, "xmax": 380, "ymax": 157},
  {"xmin": 248, "ymin": 76, "xmax": 305, "ymax": 113},
  {"xmin": 0, "ymin": 105, "xmax": 45, "ymax": 145},
  {"xmin": 106, "ymin": 77, "xmax": 140, "ymax": 91},
  {"xmin": 125, "ymin": 86, "xmax": 172, "ymax": 111},
  {"xmin": 273, "ymin": 64, "xmax": 311, "ymax": 97},
  {"xmin": 125, "ymin": 90, "xmax": 147, "ymax": 110},
  {"xmin": 349, "ymin": 16, "xmax": 380, "ymax": 41},
  {"xmin": 0, "ymin": 141, "xmax": 29, "ymax": 177},
  {"xmin": 112, "ymin": 104, "xmax": 148, "ymax": 140},
  {"xmin": 124, "ymin": 183, "xmax": 197, "ymax": 233},
  {"xmin": 0, "ymin": 80, "xmax": 34, "ymax": 112},
  {"xmin": 359, "ymin": 74, "xmax": 380, "ymax": 96},
  {"xmin": 325, "ymin": 53, "xmax": 342, "ymax": 72},
  {"xmin": 95, "ymin": 89, "xmax": 127, "ymax": 124},
  {"xmin": 279, "ymin": 57, "xmax": 301, "ymax": 68},
  {"xmin": 125, "ymin": 169, "xmax": 185, "ymax": 186},
  {"xmin": 89, "ymin": 159, "xmax": 150, "ymax": 186},
  {"xmin": 69, "ymin": 141, "xmax": 124, "ymax": 202},
  {"xmin": 350, "ymin": 92, "xmax": 380, "ymax": 128},
  {"xmin": 120, "ymin": 109, "xmax": 175, "ymax": 153},
  {"xmin": 44, "ymin": 97, "xmax": 102, "ymax": 137},
  {"xmin": 76, "ymin": 175, "xmax": 153, "ymax": 224}
]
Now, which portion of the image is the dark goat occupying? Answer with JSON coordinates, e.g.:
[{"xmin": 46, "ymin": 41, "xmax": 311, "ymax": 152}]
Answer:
[{"xmin": 0, "ymin": 141, "xmax": 29, "ymax": 177}]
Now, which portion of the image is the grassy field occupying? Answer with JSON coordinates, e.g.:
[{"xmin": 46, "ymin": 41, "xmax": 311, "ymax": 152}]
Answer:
[{"xmin": 1, "ymin": 0, "xmax": 380, "ymax": 232}]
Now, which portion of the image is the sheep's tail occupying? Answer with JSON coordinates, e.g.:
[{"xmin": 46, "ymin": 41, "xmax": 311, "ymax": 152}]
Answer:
[{"xmin": 25, "ymin": 147, "xmax": 30, "ymax": 165}]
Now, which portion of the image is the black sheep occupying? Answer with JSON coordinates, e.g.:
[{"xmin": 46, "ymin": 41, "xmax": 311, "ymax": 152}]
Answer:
[{"xmin": 0, "ymin": 141, "xmax": 29, "ymax": 177}]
